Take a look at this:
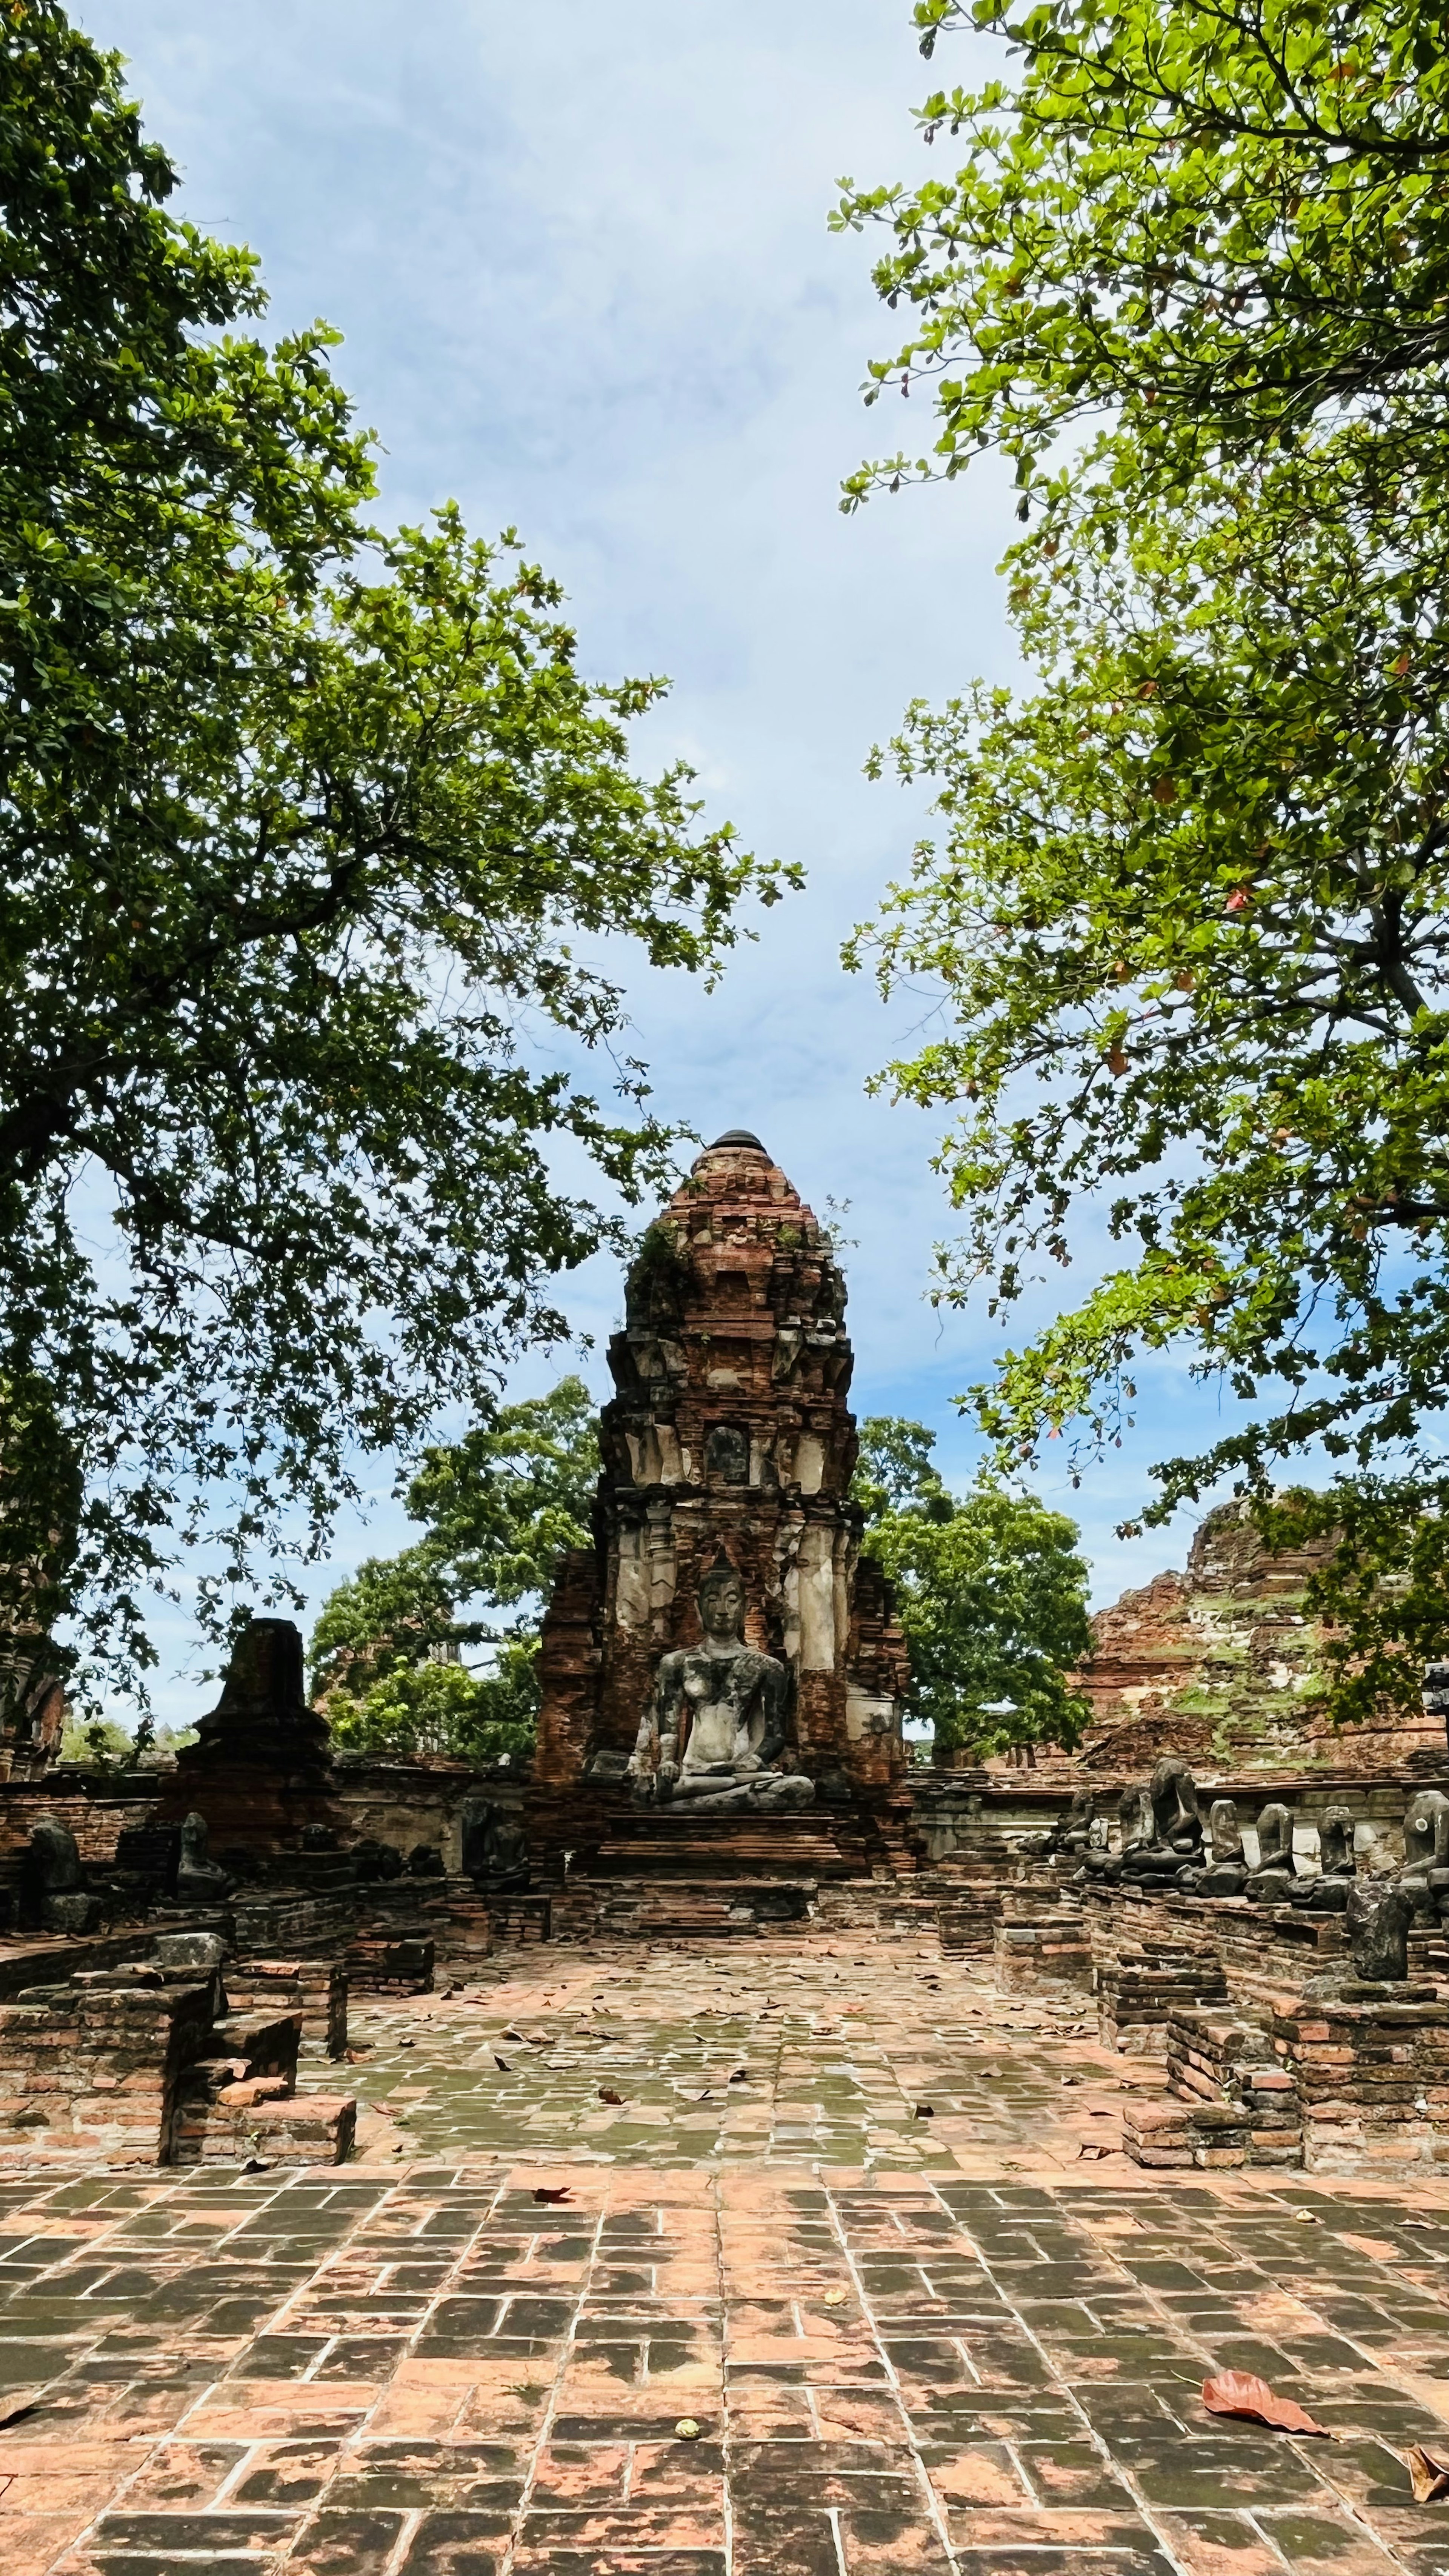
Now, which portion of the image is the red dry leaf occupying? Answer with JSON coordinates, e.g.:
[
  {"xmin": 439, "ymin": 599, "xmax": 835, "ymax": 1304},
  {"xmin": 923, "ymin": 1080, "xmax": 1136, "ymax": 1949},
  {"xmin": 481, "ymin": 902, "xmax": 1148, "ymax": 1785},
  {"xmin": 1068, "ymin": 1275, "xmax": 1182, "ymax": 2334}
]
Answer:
[
  {"xmin": 1202, "ymin": 2372, "xmax": 1331, "ymax": 2437},
  {"xmin": 1405, "ymin": 2443, "xmax": 1449, "ymax": 2503},
  {"xmin": 532, "ymin": 2186, "xmax": 573, "ymax": 2206}
]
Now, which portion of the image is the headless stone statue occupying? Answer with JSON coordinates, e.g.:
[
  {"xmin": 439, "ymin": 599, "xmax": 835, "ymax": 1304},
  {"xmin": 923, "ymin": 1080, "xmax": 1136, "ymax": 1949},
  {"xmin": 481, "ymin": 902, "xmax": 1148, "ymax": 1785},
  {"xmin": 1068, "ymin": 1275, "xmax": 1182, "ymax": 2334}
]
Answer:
[
  {"xmin": 1151, "ymin": 1755, "xmax": 1203, "ymax": 1855},
  {"xmin": 1399, "ymin": 1788, "xmax": 1449, "ymax": 1929},
  {"xmin": 1121, "ymin": 1756, "xmax": 1203, "ymax": 1882},
  {"xmin": 1043, "ymin": 1787, "xmax": 1095, "ymax": 1857},
  {"xmin": 1347, "ymin": 1876, "xmax": 1411, "ymax": 1982},
  {"xmin": 460, "ymin": 1799, "xmax": 529, "ymax": 1889},
  {"xmin": 1248, "ymin": 1802, "xmax": 1295, "ymax": 1904},
  {"xmin": 26, "ymin": 1819, "xmax": 103, "ymax": 1934},
  {"xmin": 1292, "ymin": 1803, "xmax": 1356, "ymax": 1913},
  {"xmin": 630, "ymin": 1562, "xmax": 812, "ymax": 1813},
  {"xmin": 1403, "ymin": 1789, "xmax": 1449, "ymax": 1878},
  {"xmin": 1320, "ymin": 1806, "xmax": 1357, "ymax": 1876},
  {"xmin": 1198, "ymin": 1798, "xmax": 1248, "ymax": 1898},
  {"xmin": 175, "ymin": 1810, "xmax": 232, "ymax": 1904},
  {"xmin": 1100, "ymin": 1784, "xmax": 1152, "ymax": 1882}
]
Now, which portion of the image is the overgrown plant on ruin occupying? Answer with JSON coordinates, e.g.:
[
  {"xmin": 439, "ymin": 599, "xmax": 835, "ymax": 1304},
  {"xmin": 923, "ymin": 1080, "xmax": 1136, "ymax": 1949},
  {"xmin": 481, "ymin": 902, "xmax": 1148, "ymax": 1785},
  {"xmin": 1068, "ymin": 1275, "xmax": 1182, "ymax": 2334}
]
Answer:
[{"xmin": 837, "ymin": 0, "xmax": 1449, "ymax": 1721}]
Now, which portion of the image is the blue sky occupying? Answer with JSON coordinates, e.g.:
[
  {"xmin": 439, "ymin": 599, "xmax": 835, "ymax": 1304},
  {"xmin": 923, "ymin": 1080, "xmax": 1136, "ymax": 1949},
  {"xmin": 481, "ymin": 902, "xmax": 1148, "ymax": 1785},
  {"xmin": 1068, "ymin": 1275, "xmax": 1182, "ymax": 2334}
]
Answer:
[{"xmin": 83, "ymin": 0, "xmax": 1244, "ymax": 1717}]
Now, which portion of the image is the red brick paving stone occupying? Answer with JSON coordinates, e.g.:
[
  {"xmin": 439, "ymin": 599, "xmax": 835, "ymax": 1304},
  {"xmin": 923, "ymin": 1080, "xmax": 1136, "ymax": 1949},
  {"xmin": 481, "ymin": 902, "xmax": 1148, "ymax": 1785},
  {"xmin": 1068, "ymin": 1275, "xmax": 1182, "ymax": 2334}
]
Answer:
[
  {"xmin": 5, "ymin": 2524, "xmax": 108, "ymax": 2576},
  {"xmin": 4, "ymin": 1942, "xmax": 1449, "ymax": 2573},
  {"xmin": 1154, "ymin": 2511, "xmax": 1295, "ymax": 2576}
]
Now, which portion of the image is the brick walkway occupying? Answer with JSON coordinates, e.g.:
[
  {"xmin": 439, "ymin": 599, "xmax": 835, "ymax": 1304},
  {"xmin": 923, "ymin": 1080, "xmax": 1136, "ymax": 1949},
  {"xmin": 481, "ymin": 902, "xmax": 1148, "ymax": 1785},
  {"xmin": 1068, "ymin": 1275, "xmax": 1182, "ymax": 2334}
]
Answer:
[{"xmin": 3, "ymin": 1935, "xmax": 1448, "ymax": 2574}]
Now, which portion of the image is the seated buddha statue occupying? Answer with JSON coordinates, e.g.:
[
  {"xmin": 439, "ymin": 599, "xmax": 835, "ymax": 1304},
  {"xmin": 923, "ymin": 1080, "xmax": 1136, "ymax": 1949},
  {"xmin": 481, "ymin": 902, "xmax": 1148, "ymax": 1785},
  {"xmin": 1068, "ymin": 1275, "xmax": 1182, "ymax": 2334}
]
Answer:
[{"xmin": 629, "ymin": 1562, "xmax": 814, "ymax": 1812}]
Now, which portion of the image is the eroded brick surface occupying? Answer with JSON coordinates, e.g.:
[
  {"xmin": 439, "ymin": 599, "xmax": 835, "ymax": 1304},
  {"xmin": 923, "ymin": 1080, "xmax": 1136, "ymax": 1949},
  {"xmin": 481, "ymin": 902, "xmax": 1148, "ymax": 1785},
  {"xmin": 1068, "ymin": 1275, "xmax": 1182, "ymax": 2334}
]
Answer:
[{"xmin": 1, "ymin": 1933, "xmax": 1446, "ymax": 2574}]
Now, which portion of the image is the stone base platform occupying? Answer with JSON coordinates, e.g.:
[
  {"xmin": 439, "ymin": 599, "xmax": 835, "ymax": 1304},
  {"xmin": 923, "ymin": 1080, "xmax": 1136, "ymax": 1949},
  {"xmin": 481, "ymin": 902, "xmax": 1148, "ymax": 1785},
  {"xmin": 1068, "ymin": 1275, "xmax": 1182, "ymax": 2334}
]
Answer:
[
  {"xmin": 557, "ymin": 1875, "xmax": 816, "ymax": 1940},
  {"xmin": 587, "ymin": 1809, "xmax": 871, "ymax": 1880}
]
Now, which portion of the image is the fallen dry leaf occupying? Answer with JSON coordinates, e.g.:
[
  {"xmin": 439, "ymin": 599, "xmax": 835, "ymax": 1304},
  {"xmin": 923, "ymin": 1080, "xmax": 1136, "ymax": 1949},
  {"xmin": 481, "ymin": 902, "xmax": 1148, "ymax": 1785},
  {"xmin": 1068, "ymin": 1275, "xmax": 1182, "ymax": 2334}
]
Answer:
[
  {"xmin": 532, "ymin": 2186, "xmax": 573, "ymax": 2205},
  {"xmin": 822, "ymin": 2288, "xmax": 848, "ymax": 2307},
  {"xmin": 915, "ymin": 2103, "xmax": 935, "ymax": 2118},
  {"xmin": 598, "ymin": 2087, "xmax": 625, "ymax": 2105},
  {"xmin": 1202, "ymin": 2372, "xmax": 1331, "ymax": 2437},
  {"xmin": 493, "ymin": 2055, "xmax": 512, "ymax": 2072},
  {"xmin": 1077, "ymin": 2142, "xmax": 1111, "ymax": 2160},
  {"xmin": 0, "ymin": 2392, "xmax": 43, "ymax": 2430},
  {"xmin": 1406, "ymin": 2443, "xmax": 1449, "ymax": 2504}
]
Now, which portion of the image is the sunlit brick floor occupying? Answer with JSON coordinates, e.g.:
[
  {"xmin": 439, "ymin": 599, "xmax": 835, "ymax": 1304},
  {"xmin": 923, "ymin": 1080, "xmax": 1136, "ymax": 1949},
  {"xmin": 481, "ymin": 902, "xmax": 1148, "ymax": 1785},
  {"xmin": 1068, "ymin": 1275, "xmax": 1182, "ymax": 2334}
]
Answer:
[{"xmin": 4, "ymin": 1932, "xmax": 1449, "ymax": 2574}]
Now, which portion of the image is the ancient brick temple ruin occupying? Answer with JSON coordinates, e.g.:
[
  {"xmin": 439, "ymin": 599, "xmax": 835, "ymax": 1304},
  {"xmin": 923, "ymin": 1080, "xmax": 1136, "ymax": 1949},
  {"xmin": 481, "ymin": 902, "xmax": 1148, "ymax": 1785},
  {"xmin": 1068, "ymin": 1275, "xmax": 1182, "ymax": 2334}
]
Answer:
[
  {"xmin": 527, "ymin": 1129, "xmax": 911, "ymax": 1907},
  {"xmin": 0, "ymin": 1128, "xmax": 1447, "ymax": 2198},
  {"xmin": 7, "ymin": 1157, "xmax": 1449, "ymax": 2571}
]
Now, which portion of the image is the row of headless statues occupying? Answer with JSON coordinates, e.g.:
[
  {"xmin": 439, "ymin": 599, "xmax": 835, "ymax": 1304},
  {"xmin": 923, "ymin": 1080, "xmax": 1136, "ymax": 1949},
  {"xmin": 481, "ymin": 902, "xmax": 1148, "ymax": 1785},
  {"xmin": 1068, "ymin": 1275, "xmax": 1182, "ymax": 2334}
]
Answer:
[{"xmin": 1039, "ymin": 1756, "xmax": 1449, "ymax": 1930}]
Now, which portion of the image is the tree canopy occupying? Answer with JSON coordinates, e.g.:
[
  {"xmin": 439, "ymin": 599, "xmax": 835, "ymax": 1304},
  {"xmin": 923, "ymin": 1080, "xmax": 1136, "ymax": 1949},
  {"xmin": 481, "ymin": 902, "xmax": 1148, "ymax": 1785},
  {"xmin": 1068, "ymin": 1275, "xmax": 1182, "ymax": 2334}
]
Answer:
[
  {"xmin": 837, "ymin": 0, "xmax": 1449, "ymax": 1719},
  {"xmin": 852, "ymin": 1417, "xmax": 1090, "ymax": 1755},
  {"xmin": 832, "ymin": 0, "xmax": 1449, "ymax": 522},
  {"xmin": 0, "ymin": 8, "xmax": 791, "ymax": 1698},
  {"xmin": 309, "ymin": 1377, "xmax": 597, "ymax": 1763}
]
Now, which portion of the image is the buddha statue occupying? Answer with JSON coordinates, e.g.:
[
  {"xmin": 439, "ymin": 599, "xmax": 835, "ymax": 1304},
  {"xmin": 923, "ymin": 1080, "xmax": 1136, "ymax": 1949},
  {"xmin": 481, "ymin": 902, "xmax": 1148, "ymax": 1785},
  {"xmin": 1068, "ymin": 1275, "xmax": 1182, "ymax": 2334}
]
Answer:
[
  {"xmin": 629, "ymin": 1561, "xmax": 814, "ymax": 1812},
  {"xmin": 1292, "ymin": 1802, "xmax": 1356, "ymax": 1912},
  {"xmin": 1198, "ymin": 1797, "xmax": 1248, "ymax": 1898},
  {"xmin": 1247, "ymin": 1801, "xmax": 1296, "ymax": 1904},
  {"xmin": 1120, "ymin": 1755, "xmax": 1203, "ymax": 1883}
]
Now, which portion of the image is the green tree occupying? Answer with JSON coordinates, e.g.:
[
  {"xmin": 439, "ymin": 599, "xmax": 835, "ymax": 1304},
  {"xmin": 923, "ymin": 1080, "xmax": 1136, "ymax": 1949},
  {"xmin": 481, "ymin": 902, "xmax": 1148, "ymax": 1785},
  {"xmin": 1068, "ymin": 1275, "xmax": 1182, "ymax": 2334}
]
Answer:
[
  {"xmin": 0, "ymin": 8, "xmax": 790, "ymax": 1696},
  {"xmin": 832, "ymin": 0, "xmax": 1449, "ymax": 524},
  {"xmin": 310, "ymin": 1376, "xmax": 597, "ymax": 1763},
  {"xmin": 838, "ymin": 0, "xmax": 1449, "ymax": 1720},
  {"xmin": 852, "ymin": 1417, "xmax": 1090, "ymax": 1757}
]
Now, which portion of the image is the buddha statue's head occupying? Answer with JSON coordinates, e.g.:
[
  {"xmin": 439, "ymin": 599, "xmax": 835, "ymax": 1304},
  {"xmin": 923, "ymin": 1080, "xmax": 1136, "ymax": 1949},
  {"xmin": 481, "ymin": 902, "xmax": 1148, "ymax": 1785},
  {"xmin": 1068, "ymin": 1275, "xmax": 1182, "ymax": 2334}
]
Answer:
[{"xmin": 697, "ymin": 1561, "xmax": 746, "ymax": 1644}]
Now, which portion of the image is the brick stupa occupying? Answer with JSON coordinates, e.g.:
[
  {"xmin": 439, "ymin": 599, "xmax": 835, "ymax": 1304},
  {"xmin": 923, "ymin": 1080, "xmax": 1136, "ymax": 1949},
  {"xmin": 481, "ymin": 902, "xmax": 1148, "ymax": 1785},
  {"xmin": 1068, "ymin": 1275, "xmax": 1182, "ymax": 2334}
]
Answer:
[{"xmin": 530, "ymin": 1132, "xmax": 908, "ymax": 1863}]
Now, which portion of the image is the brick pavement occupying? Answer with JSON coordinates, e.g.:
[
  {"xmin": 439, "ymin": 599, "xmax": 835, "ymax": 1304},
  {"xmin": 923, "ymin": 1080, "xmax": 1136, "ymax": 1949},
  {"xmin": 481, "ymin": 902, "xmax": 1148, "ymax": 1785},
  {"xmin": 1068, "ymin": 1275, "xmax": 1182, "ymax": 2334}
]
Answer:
[{"xmin": 1, "ymin": 1933, "xmax": 1447, "ymax": 2574}]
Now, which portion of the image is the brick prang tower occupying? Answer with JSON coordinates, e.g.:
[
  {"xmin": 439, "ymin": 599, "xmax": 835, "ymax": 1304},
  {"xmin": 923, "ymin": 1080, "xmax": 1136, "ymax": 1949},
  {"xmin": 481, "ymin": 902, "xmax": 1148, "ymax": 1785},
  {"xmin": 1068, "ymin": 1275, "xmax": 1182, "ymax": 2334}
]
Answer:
[{"xmin": 531, "ymin": 1132, "xmax": 908, "ymax": 1842}]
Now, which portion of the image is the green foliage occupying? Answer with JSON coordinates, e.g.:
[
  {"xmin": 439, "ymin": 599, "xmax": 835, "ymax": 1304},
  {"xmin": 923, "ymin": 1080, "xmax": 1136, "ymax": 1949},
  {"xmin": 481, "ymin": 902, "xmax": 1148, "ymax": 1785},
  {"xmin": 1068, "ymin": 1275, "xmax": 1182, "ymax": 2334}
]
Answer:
[
  {"xmin": 840, "ymin": 0, "xmax": 1449, "ymax": 1718},
  {"xmin": 832, "ymin": 0, "xmax": 1449, "ymax": 522},
  {"xmin": 403, "ymin": 1376, "xmax": 599, "ymax": 1610},
  {"xmin": 58, "ymin": 1713, "xmax": 130, "ymax": 1767},
  {"xmin": 0, "ymin": 9, "xmax": 793, "ymax": 1695},
  {"xmin": 852, "ymin": 1417, "xmax": 1091, "ymax": 1754},
  {"xmin": 628, "ymin": 1220, "xmax": 694, "ymax": 1304},
  {"xmin": 851, "ymin": 1416, "xmax": 954, "ymax": 1525},
  {"xmin": 0, "ymin": 1371, "xmax": 80, "ymax": 1638},
  {"xmin": 57, "ymin": 1710, "xmax": 194, "ymax": 1766},
  {"xmin": 325, "ymin": 1646, "xmax": 539, "ymax": 1767},
  {"xmin": 311, "ymin": 1376, "xmax": 597, "ymax": 1762},
  {"xmin": 308, "ymin": 1548, "xmax": 456, "ymax": 1706}
]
